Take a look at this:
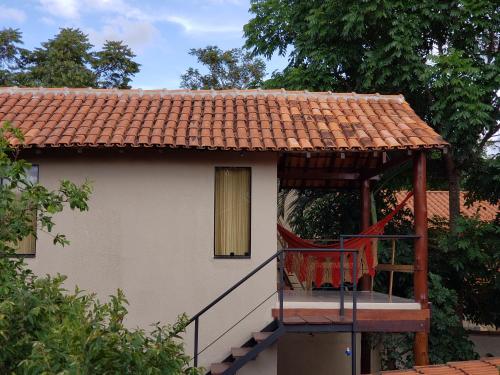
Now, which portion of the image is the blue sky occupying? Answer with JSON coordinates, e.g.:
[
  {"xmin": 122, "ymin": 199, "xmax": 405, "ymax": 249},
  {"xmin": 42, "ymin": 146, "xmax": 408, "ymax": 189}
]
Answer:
[{"xmin": 0, "ymin": 0, "xmax": 288, "ymax": 88}]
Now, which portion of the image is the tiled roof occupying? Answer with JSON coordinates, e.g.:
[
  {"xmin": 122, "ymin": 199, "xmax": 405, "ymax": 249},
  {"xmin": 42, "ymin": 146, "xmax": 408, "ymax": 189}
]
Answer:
[
  {"xmin": 378, "ymin": 357, "xmax": 500, "ymax": 375},
  {"xmin": 396, "ymin": 191, "xmax": 498, "ymax": 222},
  {"xmin": 0, "ymin": 87, "xmax": 448, "ymax": 151}
]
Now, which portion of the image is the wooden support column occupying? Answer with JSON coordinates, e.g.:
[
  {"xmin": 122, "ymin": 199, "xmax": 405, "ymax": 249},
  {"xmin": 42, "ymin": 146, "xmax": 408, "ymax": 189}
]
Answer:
[
  {"xmin": 413, "ymin": 151, "xmax": 429, "ymax": 366},
  {"xmin": 360, "ymin": 179, "xmax": 371, "ymax": 289},
  {"xmin": 360, "ymin": 179, "xmax": 371, "ymax": 374}
]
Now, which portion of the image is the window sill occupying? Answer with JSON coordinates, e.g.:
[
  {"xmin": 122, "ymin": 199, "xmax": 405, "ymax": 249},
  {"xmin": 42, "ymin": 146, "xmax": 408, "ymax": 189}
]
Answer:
[
  {"xmin": 214, "ymin": 255, "xmax": 251, "ymax": 259},
  {"xmin": 11, "ymin": 253, "xmax": 36, "ymax": 258}
]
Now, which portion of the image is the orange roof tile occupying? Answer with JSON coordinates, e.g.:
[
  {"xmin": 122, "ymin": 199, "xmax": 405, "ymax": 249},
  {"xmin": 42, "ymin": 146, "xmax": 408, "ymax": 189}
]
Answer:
[
  {"xmin": 396, "ymin": 191, "xmax": 498, "ymax": 222},
  {"xmin": 378, "ymin": 357, "xmax": 500, "ymax": 375},
  {"xmin": 0, "ymin": 87, "xmax": 448, "ymax": 151}
]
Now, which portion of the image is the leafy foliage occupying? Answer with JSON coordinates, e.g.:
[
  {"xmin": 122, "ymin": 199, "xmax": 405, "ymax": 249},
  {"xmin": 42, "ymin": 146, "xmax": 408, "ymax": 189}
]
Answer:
[
  {"xmin": 463, "ymin": 155, "xmax": 500, "ymax": 206},
  {"xmin": 94, "ymin": 41, "xmax": 141, "ymax": 89},
  {"xmin": 1, "ymin": 27, "xmax": 140, "ymax": 89},
  {"xmin": 21, "ymin": 28, "xmax": 96, "ymax": 88},
  {"xmin": 430, "ymin": 216, "xmax": 500, "ymax": 327},
  {"xmin": 0, "ymin": 122, "xmax": 200, "ymax": 374},
  {"xmin": 180, "ymin": 46, "xmax": 266, "ymax": 89},
  {"xmin": 0, "ymin": 122, "xmax": 92, "ymax": 249},
  {"xmin": 0, "ymin": 264, "xmax": 199, "ymax": 374},
  {"xmin": 0, "ymin": 28, "xmax": 26, "ymax": 86}
]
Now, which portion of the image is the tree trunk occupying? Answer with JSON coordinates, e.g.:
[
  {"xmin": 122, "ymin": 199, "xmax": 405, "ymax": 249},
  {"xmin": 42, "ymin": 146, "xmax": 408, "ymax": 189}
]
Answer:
[{"xmin": 444, "ymin": 153, "xmax": 461, "ymax": 233}]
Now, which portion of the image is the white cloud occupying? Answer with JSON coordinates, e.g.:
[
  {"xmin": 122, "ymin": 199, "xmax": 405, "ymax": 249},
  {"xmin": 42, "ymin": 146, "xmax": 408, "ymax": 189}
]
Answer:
[
  {"xmin": 36, "ymin": 0, "xmax": 242, "ymax": 34},
  {"xmin": 39, "ymin": 0, "xmax": 79, "ymax": 19},
  {"xmin": 86, "ymin": 17, "xmax": 159, "ymax": 52},
  {"xmin": 41, "ymin": 16, "xmax": 56, "ymax": 25},
  {"xmin": 163, "ymin": 15, "xmax": 241, "ymax": 34},
  {"xmin": 0, "ymin": 6, "xmax": 27, "ymax": 22},
  {"xmin": 202, "ymin": 0, "xmax": 244, "ymax": 4}
]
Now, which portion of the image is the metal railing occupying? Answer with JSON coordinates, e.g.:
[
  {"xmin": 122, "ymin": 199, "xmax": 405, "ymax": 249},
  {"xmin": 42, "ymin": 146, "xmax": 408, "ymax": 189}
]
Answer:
[
  {"xmin": 180, "ymin": 233, "xmax": 420, "ymax": 374},
  {"xmin": 184, "ymin": 247, "xmax": 359, "ymax": 368}
]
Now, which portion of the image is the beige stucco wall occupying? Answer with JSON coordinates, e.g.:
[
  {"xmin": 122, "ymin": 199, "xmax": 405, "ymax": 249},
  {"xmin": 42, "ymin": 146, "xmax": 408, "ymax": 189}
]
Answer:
[{"xmin": 25, "ymin": 149, "xmax": 278, "ymax": 373}]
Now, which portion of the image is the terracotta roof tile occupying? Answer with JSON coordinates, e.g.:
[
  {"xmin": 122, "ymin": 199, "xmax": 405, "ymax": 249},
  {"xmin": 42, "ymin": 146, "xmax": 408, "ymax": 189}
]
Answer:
[
  {"xmin": 0, "ymin": 87, "xmax": 449, "ymax": 151},
  {"xmin": 397, "ymin": 191, "xmax": 498, "ymax": 222},
  {"xmin": 379, "ymin": 357, "xmax": 500, "ymax": 375}
]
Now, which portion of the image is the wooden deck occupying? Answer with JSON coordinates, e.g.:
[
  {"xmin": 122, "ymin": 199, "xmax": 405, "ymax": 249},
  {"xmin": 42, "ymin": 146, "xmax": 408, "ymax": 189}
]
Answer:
[{"xmin": 272, "ymin": 291, "xmax": 430, "ymax": 332}]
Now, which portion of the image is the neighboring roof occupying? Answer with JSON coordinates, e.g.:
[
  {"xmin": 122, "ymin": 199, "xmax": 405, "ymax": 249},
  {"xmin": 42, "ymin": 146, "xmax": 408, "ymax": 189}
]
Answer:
[
  {"xmin": 378, "ymin": 357, "xmax": 500, "ymax": 375},
  {"xmin": 396, "ymin": 191, "xmax": 498, "ymax": 222},
  {"xmin": 0, "ymin": 87, "xmax": 448, "ymax": 151}
]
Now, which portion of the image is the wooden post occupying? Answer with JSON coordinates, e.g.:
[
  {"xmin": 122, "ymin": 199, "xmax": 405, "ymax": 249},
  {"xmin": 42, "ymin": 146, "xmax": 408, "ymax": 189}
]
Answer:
[
  {"xmin": 413, "ymin": 151, "xmax": 429, "ymax": 366},
  {"xmin": 360, "ymin": 179, "xmax": 371, "ymax": 374},
  {"xmin": 360, "ymin": 179, "xmax": 371, "ymax": 290}
]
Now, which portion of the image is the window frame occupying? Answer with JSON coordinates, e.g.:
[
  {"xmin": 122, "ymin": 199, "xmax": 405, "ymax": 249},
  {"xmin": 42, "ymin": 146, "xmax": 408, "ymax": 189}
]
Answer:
[{"xmin": 213, "ymin": 166, "xmax": 252, "ymax": 259}]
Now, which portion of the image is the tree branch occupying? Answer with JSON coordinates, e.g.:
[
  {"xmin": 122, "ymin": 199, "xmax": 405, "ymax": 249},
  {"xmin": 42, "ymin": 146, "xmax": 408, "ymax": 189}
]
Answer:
[{"xmin": 478, "ymin": 123, "xmax": 500, "ymax": 151}]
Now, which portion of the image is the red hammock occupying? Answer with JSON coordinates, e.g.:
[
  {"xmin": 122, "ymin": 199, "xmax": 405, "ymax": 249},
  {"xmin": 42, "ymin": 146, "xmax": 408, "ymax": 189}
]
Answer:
[{"xmin": 278, "ymin": 191, "xmax": 414, "ymax": 288}]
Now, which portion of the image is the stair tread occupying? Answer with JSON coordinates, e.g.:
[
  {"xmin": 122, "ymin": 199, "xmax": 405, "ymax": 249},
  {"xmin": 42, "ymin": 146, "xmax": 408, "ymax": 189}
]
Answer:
[
  {"xmin": 252, "ymin": 331, "xmax": 272, "ymax": 343},
  {"xmin": 210, "ymin": 362, "xmax": 231, "ymax": 375},
  {"xmin": 231, "ymin": 346, "xmax": 252, "ymax": 358}
]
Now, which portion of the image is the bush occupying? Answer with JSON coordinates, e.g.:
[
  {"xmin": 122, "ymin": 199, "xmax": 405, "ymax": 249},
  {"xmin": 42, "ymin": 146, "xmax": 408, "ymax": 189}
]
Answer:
[{"xmin": 0, "ymin": 257, "xmax": 199, "ymax": 374}]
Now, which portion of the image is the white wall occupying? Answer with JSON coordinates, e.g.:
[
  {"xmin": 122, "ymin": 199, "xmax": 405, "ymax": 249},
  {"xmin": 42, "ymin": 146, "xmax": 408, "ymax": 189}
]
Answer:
[{"xmin": 25, "ymin": 149, "xmax": 278, "ymax": 372}]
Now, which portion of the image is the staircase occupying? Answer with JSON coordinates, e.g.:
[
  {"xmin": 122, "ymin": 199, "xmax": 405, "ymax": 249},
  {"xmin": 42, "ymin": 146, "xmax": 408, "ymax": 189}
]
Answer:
[
  {"xmin": 183, "ymin": 249, "xmax": 358, "ymax": 375},
  {"xmin": 208, "ymin": 320, "xmax": 285, "ymax": 375}
]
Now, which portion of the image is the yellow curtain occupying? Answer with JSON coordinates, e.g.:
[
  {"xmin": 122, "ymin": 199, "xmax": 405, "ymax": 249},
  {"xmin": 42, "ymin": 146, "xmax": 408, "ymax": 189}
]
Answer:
[
  {"xmin": 15, "ymin": 205, "xmax": 36, "ymax": 255},
  {"xmin": 215, "ymin": 168, "xmax": 251, "ymax": 256},
  {"xmin": 16, "ymin": 232, "xmax": 36, "ymax": 255}
]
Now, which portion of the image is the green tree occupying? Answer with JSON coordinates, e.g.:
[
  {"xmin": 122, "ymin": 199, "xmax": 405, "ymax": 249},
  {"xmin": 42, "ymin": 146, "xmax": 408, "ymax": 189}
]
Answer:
[
  {"xmin": 22, "ymin": 28, "xmax": 96, "ymax": 87},
  {"xmin": 180, "ymin": 46, "xmax": 266, "ymax": 89},
  {"xmin": 94, "ymin": 40, "xmax": 140, "ymax": 89},
  {"xmin": 244, "ymin": 0, "xmax": 499, "ymax": 232},
  {"xmin": 0, "ymin": 122, "xmax": 200, "ymax": 374},
  {"xmin": 1, "ymin": 27, "xmax": 140, "ymax": 89},
  {"xmin": 0, "ymin": 28, "xmax": 25, "ymax": 86}
]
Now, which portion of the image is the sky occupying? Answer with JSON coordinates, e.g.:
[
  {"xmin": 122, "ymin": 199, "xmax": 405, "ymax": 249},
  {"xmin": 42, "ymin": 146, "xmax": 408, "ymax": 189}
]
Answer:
[{"xmin": 0, "ymin": 0, "xmax": 288, "ymax": 89}]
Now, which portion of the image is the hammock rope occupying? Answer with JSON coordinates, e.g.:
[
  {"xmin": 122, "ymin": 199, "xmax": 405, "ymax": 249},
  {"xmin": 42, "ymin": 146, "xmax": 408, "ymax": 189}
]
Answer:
[{"xmin": 278, "ymin": 191, "xmax": 414, "ymax": 288}]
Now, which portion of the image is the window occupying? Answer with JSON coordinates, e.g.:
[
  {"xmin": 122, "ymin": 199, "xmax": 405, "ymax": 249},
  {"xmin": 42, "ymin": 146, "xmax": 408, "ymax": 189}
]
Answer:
[
  {"xmin": 214, "ymin": 167, "xmax": 251, "ymax": 257},
  {"xmin": 1, "ymin": 165, "xmax": 38, "ymax": 256}
]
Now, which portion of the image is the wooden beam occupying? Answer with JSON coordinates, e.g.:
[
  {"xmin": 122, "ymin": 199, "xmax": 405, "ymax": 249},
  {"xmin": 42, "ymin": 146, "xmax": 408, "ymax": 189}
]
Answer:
[
  {"xmin": 278, "ymin": 169, "xmax": 360, "ymax": 180},
  {"xmin": 272, "ymin": 308, "xmax": 430, "ymax": 332},
  {"xmin": 360, "ymin": 178, "xmax": 371, "ymax": 374},
  {"xmin": 376, "ymin": 264, "xmax": 415, "ymax": 273},
  {"xmin": 273, "ymin": 308, "xmax": 430, "ymax": 320},
  {"xmin": 360, "ymin": 154, "xmax": 412, "ymax": 180},
  {"xmin": 357, "ymin": 319, "xmax": 429, "ymax": 332},
  {"xmin": 413, "ymin": 151, "xmax": 429, "ymax": 366}
]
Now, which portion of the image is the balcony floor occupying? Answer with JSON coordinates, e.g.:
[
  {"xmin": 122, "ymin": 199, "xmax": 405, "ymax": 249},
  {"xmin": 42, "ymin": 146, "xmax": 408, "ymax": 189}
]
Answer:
[
  {"xmin": 279, "ymin": 290, "xmax": 421, "ymax": 310},
  {"xmin": 272, "ymin": 291, "xmax": 429, "ymax": 333}
]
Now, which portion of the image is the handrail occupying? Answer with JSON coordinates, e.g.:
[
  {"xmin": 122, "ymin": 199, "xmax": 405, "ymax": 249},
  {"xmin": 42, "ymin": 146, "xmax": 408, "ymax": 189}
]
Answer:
[
  {"xmin": 187, "ymin": 250, "xmax": 283, "ymax": 325},
  {"xmin": 340, "ymin": 234, "xmax": 420, "ymax": 239},
  {"xmin": 186, "ymin": 247, "xmax": 358, "ymax": 367}
]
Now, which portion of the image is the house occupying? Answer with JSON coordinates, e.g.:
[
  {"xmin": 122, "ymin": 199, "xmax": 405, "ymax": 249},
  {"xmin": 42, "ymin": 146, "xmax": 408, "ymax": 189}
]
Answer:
[
  {"xmin": 377, "ymin": 356, "xmax": 500, "ymax": 374},
  {"xmin": 396, "ymin": 191, "xmax": 498, "ymax": 222},
  {"xmin": 1, "ymin": 87, "xmax": 449, "ymax": 375}
]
